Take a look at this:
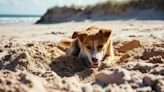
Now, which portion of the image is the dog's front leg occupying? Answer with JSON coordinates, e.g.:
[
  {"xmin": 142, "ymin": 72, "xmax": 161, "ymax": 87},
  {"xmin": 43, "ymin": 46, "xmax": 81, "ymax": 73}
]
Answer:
[
  {"xmin": 104, "ymin": 40, "xmax": 115, "ymax": 65},
  {"xmin": 78, "ymin": 48, "xmax": 91, "ymax": 68}
]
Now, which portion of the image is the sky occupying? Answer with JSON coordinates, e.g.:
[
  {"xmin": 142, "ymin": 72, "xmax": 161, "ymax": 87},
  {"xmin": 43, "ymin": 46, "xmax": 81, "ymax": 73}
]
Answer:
[{"xmin": 0, "ymin": 0, "xmax": 125, "ymax": 15}]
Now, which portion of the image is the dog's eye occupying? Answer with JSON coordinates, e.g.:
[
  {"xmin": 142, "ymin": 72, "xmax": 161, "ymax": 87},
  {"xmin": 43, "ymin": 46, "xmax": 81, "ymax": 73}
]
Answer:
[
  {"xmin": 98, "ymin": 45, "xmax": 103, "ymax": 49},
  {"xmin": 86, "ymin": 46, "xmax": 91, "ymax": 49}
]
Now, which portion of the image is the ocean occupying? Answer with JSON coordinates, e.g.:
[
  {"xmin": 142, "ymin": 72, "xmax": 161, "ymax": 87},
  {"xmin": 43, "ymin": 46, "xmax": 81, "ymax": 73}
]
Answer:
[{"xmin": 0, "ymin": 15, "xmax": 41, "ymax": 24}]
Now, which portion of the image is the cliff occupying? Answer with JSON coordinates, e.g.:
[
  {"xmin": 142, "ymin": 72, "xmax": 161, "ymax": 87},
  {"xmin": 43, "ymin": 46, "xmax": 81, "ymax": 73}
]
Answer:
[
  {"xmin": 36, "ymin": 0, "xmax": 164, "ymax": 24},
  {"xmin": 36, "ymin": 7, "xmax": 86, "ymax": 23}
]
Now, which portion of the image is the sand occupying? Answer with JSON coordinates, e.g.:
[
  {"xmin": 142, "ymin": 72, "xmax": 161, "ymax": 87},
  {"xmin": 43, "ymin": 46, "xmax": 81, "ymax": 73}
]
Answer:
[{"xmin": 0, "ymin": 20, "xmax": 164, "ymax": 92}]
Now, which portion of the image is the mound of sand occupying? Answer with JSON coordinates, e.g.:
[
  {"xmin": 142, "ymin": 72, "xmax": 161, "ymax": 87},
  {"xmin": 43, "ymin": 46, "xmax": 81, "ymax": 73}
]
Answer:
[
  {"xmin": 0, "ymin": 40, "xmax": 64, "ymax": 71},
  {"xmin": 0, "ymin": 38, "xmax": 163, "ymax": 92}
]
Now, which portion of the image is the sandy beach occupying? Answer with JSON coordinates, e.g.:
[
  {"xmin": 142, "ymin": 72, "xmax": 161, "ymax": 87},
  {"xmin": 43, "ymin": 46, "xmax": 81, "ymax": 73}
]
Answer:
[
  {"xmin": 0, "ymin": 20, "xmax": 164, "ymax": 92},
  {"xmin": 1, "ymin": 20, "xmax": 164, "ymax": 43}
]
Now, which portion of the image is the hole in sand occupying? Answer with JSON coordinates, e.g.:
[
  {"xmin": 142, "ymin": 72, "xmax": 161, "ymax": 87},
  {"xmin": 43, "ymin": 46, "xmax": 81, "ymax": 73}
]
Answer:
[{"xmin": 49, "ymin": 56, "xmax": 89, "ymax": 77}]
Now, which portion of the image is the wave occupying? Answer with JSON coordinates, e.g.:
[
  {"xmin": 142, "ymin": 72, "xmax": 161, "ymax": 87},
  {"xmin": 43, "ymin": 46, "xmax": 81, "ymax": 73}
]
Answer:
[{"xmin": 0, "ymin": 17, "xmax": 40, "ymax": 24}]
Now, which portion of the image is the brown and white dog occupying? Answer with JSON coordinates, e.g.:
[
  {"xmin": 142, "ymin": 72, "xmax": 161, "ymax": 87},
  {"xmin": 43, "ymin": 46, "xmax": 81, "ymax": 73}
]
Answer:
[{"xmin": 60, "ymin": 26, "xmax": 114, "ymax": 68}]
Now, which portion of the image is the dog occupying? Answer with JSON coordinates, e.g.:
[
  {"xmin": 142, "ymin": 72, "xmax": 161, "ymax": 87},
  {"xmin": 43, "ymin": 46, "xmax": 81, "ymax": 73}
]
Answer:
[{"xmin": 60, "ymin": 26, "xmax": 114, "ymax": 68}]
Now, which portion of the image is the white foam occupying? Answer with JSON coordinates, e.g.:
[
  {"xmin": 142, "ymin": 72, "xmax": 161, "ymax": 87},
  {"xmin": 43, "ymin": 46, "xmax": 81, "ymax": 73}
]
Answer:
[{"xmin": 0, "ymin": 17, "xmax": 40, "ymax": 24}]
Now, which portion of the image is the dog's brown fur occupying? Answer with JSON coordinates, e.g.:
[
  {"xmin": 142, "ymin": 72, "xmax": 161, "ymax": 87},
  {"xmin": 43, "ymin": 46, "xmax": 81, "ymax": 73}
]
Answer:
[{"xmin": 60, "ymin": 26, "xmax": 114, "ymax": 68}]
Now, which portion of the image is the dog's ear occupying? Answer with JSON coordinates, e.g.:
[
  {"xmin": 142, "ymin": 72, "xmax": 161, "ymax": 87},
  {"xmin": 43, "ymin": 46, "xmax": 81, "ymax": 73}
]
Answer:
[
  {"xmin": 59, "ymin": 39, "xmax": 73, "ymax": 52},
  {"xmin": 99, "ymin": 29, "xmax": 112, "ymax": 38},
  {"xmin": 72, "ymin": 32, "xmax": 87, "ymax": 42},
  {"xmin": 72, "ymin": 32, "xmax": 78, "ymax": 39},
  {"xmin": 77, "ymin": 33, "xmax": 87, "ymax": 42},
  {"xmin": 60, "ymin": 39, "xmax": 72, "ymax": 48}
]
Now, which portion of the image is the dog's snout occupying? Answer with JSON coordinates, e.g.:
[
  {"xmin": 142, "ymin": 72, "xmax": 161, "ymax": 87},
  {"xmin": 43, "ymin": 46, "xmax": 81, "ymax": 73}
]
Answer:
[{"xmin": 92, "ymin": 58, "xmax": 98, "ymax": 63}]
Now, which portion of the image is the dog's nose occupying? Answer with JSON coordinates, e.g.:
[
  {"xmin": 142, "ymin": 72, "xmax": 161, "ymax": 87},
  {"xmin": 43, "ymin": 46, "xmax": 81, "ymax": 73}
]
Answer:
[{"xmin": 92, "ymin": 58, "xmax": 98, "ymax": 63}]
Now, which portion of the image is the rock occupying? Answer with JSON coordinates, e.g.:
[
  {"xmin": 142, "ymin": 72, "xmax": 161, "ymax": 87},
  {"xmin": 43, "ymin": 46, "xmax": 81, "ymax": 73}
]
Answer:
[
  {"xmin": 117, "ymin": 40, "xmax": 141, "ymax": 53},
  {"xmin": 96, "ymin": 68, "xmax": 131, "ymax": 85}
]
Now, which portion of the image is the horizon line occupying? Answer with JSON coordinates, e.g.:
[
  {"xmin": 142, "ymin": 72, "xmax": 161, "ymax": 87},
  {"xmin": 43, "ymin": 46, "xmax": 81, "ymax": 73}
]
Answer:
[{"xmin": 0, "ymin": 14, "xmax": 42, "ymax": 17}]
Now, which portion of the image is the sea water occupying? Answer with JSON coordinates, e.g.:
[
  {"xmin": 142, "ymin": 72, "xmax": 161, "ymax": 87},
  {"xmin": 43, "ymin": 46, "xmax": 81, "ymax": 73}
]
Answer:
[{"xmin": 0, "ymin": 15, "xmax": 41, "ymax": 24}]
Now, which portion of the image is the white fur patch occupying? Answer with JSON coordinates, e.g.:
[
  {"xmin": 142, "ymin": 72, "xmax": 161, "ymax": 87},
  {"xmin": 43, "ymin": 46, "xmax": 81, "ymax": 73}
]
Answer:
[
  {"xmin": 91, "ymin": 43, "xmax": 107, "ymax": 62},
  {"xmin": 92, "ymin": 48, "xmax": 98, "ymax": 59}
]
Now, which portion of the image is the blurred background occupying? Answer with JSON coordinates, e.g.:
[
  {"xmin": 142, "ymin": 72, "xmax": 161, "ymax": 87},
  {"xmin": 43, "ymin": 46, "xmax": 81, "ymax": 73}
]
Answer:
[{"xmin": 0, "ymin": 0, "xmax": 164, "ymax": 24}]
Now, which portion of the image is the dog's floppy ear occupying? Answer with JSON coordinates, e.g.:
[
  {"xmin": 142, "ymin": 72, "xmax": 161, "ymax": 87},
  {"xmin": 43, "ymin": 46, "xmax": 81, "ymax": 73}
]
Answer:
[
  {"xmin": 60, "ymin": 39, "xmax": 72, "ymax": 48},
  {"xmin": 77, "ymin": 33, "xmax": 87, "ymax": 42},
  {"xmin": 59, "ymin": 38, "xmax": 73, "ymax": 52},
  {"xmin": 99, "ymin": 29, "xmax": 112, "ymax": 38},
  {"xmin": 72, "ymin": 32, "xmax": 87, "ymax": 42},
  {"xmin": 72, "ymin": 32, "xmax": 78, "ymax": 39}
]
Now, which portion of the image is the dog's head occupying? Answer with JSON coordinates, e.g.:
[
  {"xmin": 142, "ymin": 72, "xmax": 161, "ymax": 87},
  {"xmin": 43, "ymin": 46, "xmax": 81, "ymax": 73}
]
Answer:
[{"xmin": 72, "ymin": 28, "xmax": 112, "ymax": 68}]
